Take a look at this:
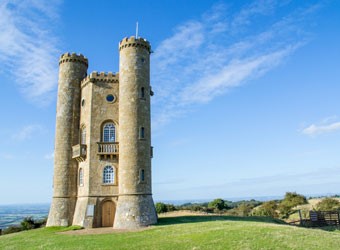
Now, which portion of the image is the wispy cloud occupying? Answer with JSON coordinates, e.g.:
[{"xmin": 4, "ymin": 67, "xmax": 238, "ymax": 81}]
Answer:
[
  {"xmin": 0, "ymin": 0, "xmax": 61, "ymax": 105},
  {"xmin": 167, "ymin": 166, "xmax": 340, "ymax": 198},
  {"xmin": 151, "ymin": 1, "xmax": 320, "ymax": 129},
  {"xmin": 302, "ymin": 116, "xmax": 340, "ymax": 136},
  {"xmin": 12, "ymin": 124, "xmax": 44, "ymax": 141}
]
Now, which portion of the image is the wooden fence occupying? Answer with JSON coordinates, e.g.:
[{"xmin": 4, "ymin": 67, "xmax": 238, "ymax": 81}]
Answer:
[{"xmin": 309, "ymin": 211, "xmax": 340, "ymax": 227}]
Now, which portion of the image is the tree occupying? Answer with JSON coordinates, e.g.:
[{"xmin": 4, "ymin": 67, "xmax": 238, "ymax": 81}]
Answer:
[
  {"xmin": 155, "ymin": 202, "xmax": 168, "ymax": 214},
  {"xmin": 282, "ymin": 192, "xmax": 307, "ymax": 207},
  {"xmin": 208, "ymin": 199, "xmax": 226, "ymax": 211},
  {"xmin": 253, "ymin": 201, "xmax": 278, "ymax": 218},
  {"xmin": 21, "ymin": 217, "xmax": 36, "ymax": 230},
  {"xmin": 316, "ymin": 198, "xmax": 340, "ymax": 211},
  {"xmin": 278, "ymin": 192, "xmax": 307, "ymax": 218},
  {"xmin": 236, "ymin": 203, "xmax": 253, "ymax": 216}
]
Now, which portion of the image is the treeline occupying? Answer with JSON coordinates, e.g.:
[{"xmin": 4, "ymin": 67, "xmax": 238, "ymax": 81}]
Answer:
[
  {"xmin": 155, "ymin": 192, "xmax": 340, "ymax": 219},
  {"xmin": 0, "ymin": 217, "xmax": 46, "ymax": 235}
]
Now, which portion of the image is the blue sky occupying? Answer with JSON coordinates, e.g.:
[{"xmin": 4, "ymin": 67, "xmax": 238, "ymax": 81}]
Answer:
[{"xmin": 0, "ymin": 0, "xmax": 340, "ymax": 204}]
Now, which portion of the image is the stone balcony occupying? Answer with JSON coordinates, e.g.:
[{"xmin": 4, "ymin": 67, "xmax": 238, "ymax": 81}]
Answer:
[
  {"xmin": 97, "ymin": 142, "xmax": 119, "ymax": 159},
  {"xmin": 72, "ymin": 144, "xmax": 87, "ymax": 162}
]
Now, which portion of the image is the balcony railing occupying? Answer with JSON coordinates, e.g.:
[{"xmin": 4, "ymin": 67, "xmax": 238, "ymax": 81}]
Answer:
[
  {"xmin": 72, "ymin": 144, "xmax": 87, "ymax": 162},
  {"xmin": 97, "ymin": 142, "xmax": 119, "ymax": 157}
]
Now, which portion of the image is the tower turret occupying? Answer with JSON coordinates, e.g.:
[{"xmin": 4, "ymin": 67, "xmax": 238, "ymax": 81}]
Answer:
[
  {"xmin": 47, "ymin": 53, "xmax": 88, "ymax": 226},
  {"xmin": 114, "ymin": 37, "xmax": 157, "ymax": 229}
]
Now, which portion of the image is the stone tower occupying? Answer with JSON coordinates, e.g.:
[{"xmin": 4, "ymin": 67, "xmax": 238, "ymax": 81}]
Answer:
[
  {"xmin": 47, "ymin": 53, "xmax": 88, "ymax": 226},
  {"xmin": 114, "ymin": 37, "xmax": 157, "ymax": 229},
  {"xmin": 47, "ymin": 36, "xmax": 157, "ymax": 229}
]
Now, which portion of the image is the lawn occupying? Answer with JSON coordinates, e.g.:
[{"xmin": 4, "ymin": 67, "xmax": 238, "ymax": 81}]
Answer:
[{"xmin": 1, "ymin": 215, "xmax": 340, "ymax": 250}]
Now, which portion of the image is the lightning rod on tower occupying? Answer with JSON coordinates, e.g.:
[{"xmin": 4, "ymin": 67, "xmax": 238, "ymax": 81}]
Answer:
[{"xmin": 136, "ymin": 22, "xmax": 139, "ymax": 38}]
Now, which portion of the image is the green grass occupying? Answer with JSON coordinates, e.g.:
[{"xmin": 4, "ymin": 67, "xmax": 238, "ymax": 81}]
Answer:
[{"xmin": 1, "ymin": 215, "xmax": 340, "ymax": 249}]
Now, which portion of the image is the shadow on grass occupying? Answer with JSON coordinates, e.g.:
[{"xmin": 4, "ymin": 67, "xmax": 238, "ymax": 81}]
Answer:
[
  {"xmin": 304, "ymin": 225, "xmax": 340, "ymax": 232},
  {"xmin": 156, "ymin": 215, "xmax": 287, "ymax": 226}
]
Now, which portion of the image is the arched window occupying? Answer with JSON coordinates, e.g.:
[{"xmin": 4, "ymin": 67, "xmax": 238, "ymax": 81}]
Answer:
[
  {"xmin": 103, "ymin": 123, "xmax": 115, "ymax": 142},
  {"xmin": 140, "ymin": 87, "xmax": 145, "ymax": 99},
  {"xmin": 79, "ymin": 168, "xmax": 84, "ymax": 186},
  {"xmin": 103, "ymin": 166, "xmax": 114, "ymax": 184},
  {"xmin": 139, "ymin": 127, "xmax": 145, "ymax": 139},
  {"xmin": 81, "ymin": 127, "xmax": 86, "ymax": 144}
]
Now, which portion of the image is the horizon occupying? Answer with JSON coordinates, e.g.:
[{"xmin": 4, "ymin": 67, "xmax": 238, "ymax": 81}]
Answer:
[
  {"xmin": 1, "ymin": 192, "xmax": 339, "ymax": 206},
  {"xmin": 0, "ymin": 0, "xmax": 340, "ymax": 204}
]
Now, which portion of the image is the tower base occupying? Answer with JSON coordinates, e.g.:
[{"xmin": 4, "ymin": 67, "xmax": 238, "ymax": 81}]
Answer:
[
  {"xmin": 46, "ymin": 197, "xmax": 76, "ymax": 227},
  {"xmin": 113, "ymin": 194, "xmax": 157, "ymax": 229}
]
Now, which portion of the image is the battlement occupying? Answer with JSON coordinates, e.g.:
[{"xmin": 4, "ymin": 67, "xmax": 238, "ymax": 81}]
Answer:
[
  {"xmin": 81, "ymin": 71, "xmax": 119, "ymax": 88},
  {"xmin": 119, "ymin": 36, "xmax": 151, "ymax": 53},
  {"xmin": 59, "ymin": 53, "xmax": 88, "ymax": 67}
]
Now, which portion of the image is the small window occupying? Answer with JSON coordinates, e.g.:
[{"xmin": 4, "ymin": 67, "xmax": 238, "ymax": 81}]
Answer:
[
  {"xmin": 81, "ymin": 127, "xmax": 86, "ymax": 144},
  {"xmin": 81, "ymin": 99, "xmax": 85, "ymax": 107},
  {"xmin": 103, "ymin": 166, "xmax": 114, "ymax": 184},
  {"xmin": 139, "ymin": 127, "xmax": 145, "ymax": 139},
  {"xmin": 79, "ymin": 168, "xmax": 84, "ymax": 186},
  {"xmin": 106, "ymin": 94, "xmax": 115, "ymax": 103},
  {"xmin": 103, "ymin": 123, "xmax": 115, "ymax": 142},
  {"xmin": 140, "ymin": 87, "xmax": 145, "ymax": 99},
  {"xmin": 140, "ymin": 169, "xmax": 145, "ymax": 182}
]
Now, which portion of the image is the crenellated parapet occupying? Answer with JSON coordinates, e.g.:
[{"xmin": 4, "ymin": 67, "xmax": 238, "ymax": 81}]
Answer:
[
  {"xmin": 119, "ymin": 36, "xmax": 151, "ymax": 53},
  {"xmin": 59, "ymin": 52, "xmax": 88, "ymax": 67},
  {"xmin": 81, "ymin": 71, "xmax": 119, "ymax": 88}
]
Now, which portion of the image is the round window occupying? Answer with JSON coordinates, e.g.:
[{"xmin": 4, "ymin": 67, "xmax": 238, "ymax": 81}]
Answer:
[
  {"xmin": 81, "ymin": 99, "xmax": 85, "ymax": 107},
  {"xmin": 106, "ymin": 94, "xmax": 115, "ymax": 103}
]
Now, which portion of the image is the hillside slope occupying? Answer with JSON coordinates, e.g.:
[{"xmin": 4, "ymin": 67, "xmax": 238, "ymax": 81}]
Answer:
[{"xmin": 1, "ymin": 216, "xmax": 340, "ymax": 250}]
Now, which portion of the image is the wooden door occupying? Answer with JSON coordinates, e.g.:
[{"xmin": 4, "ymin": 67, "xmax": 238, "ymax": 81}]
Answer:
[{"xmin": 102, "ymin": 201, "xmax": 115, "ymax": 227}]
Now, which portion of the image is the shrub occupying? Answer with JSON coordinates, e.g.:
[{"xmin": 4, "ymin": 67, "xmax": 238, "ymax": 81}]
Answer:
[
  {"xmin": 253, "ymin": 201, "xmax": 278, "ymax": 218},
  {"xmin": 165, "ymin": 204, "xmax": 177, "ymax": 212},
  {"xmin": 234, "ymin": 203, "xmax": 253, "ymax": 216},
  {"xmin": 2, "ymin": 226, "xmax": 23, "ymax": 235},
  {"xmin": 208, "ymin": 199, "xmax": 226, "ymax": 211},
  {"xmin": 21, "ymin": 217, "xmax": 36, "ymax": 230},
  {"xmin": 155, "ymin": 202, "xmax": 168, "ymax": 214},
  {"xmin": 316, "ymin": 198, "xmax": 340, "ymax": 211},
  {"xmin": 278, "ymin": 192, "xmax": 307, "ymax": 218}
]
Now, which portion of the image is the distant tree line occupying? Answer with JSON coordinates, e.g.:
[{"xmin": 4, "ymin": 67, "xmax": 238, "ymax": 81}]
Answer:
[
  {"xmin": 155, "ymin": 192, "xmax": 340, "ymax": 219},
  {"xmin": 0, "ymin": 217, "xmax": 46, "ymax": 235}
]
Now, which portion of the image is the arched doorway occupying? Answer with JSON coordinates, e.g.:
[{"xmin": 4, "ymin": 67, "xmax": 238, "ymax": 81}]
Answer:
[{"xmin": 102, "ymin": 200, "xmax": 115, "ymax": 227}]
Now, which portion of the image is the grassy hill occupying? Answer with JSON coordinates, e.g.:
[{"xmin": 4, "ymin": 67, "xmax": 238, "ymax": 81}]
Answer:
[{"xmin": 1, "ymin": 215, "xmax": 340, "ymax": 250}]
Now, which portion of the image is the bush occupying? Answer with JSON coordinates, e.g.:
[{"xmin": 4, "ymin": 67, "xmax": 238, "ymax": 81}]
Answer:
[
  {"xmin": 234, "ymin": 203, "xmax": 253, "ymax": 216},
  {"xmin": 278, "ymin": 192, "xmax": 307, "ymax": 218},
  {"xmin": 316, "ymin": 198, "xmax": 340, "ymax": 211},
  {"xmin": 253, "ymin": 201, "xmax": 278, "ymax": 218},
  {"xmin": 208, "ymin": 199, "xmax": 226, "ymax": 211},
  {"xmin": 2, "ymin": 226, "xmax": 23, "ymax": 235},
  {"xmin": 21, "ymin": 217, "xmax": 36, "ymax": 230},
  {"xmin": 165, "ymin": 204, "xmax": 177, "ymax": 212},
  {"xmin": 155, "ymin": 202, "xmax": 168, "ymax": 213}
]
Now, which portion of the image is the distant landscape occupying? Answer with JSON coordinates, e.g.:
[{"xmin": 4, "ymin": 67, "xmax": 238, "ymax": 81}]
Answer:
[
  {"xmin": 0, "ymin": 193, "xmax": 337, "ymax": 230},
  {"xmin": 0, "ymin": 203, "xmax": 50, "ymax": 229},
  {"xmin": 0, "ymin": 196, "xmax": 281, "ymax": 229}
]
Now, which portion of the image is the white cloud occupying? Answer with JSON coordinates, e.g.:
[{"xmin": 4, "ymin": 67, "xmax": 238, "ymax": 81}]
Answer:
[
  {"xmin": 0, "ymin": 0, "xmax": 61, "ymax": 105},
  {"xmin": 302, "ymin": 121, "xmax": 340, "ymax": 136},
  {"xmin": 12, "ymin": 124, "xmax": 44, "ymax": 141},
  {"xmin": 151, "ymin": 1, "xmax": 319, "ymax": 129}
]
